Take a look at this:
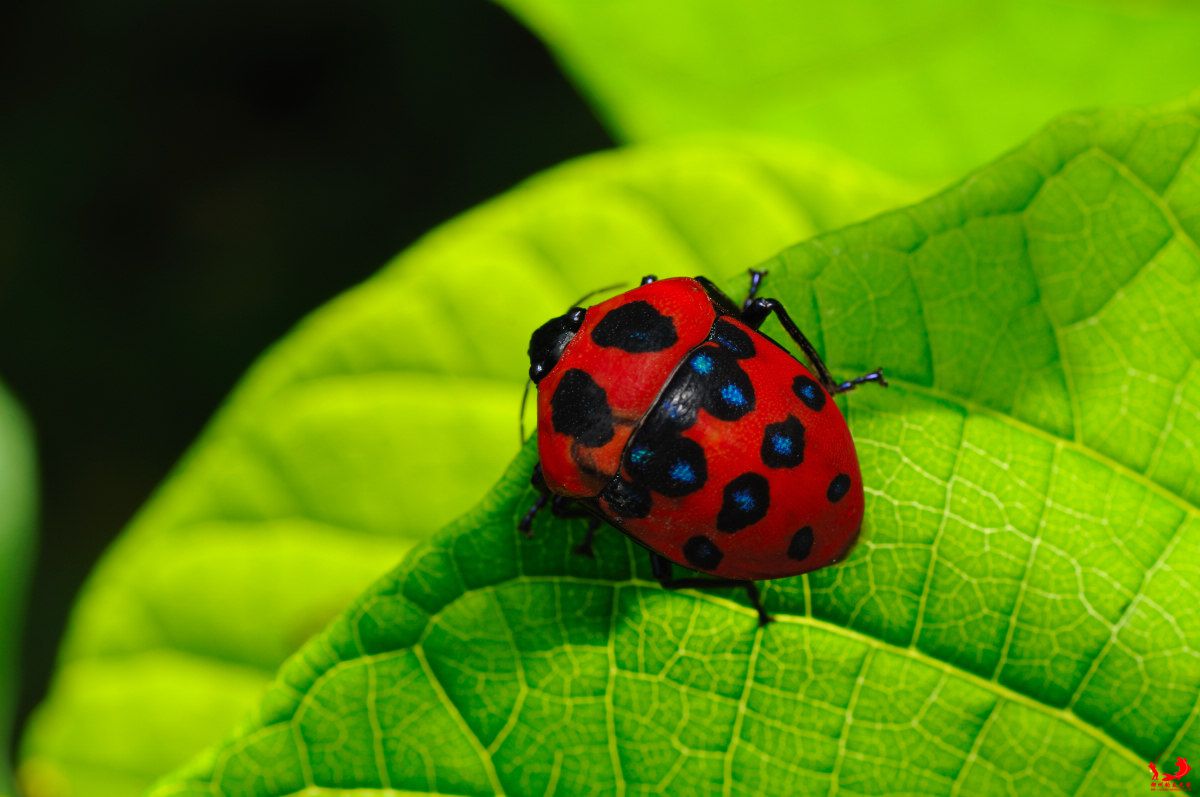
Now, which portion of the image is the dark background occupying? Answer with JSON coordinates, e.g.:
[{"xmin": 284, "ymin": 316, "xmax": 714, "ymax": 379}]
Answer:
[{"xmin": 0, "ymin": 0, "xmax": 609, "ymax": 742}]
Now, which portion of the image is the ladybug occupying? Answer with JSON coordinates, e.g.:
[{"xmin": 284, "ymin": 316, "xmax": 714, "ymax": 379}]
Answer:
[{"xmin": 520, "ymin": 271, "xmax": 886, "ymax": 624}]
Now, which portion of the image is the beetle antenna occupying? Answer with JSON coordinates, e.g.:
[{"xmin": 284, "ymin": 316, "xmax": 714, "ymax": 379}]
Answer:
[
  {"xmin": 519, "ymin": 378, "xmax": 534, "ymax": 447},
  {"xmin": 568, "ymin": 282, "xmax": 624, "ymax": 308}
]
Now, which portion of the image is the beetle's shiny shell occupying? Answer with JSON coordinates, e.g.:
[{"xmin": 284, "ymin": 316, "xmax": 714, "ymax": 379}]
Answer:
[{"xmin": 536, "ymin": 277, "xmax": 864, "ymax": 580}]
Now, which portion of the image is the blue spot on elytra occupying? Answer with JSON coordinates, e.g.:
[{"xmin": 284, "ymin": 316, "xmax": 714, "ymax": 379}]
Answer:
[
  {"xmin": 721, "ymin": 383, "xmax": 746, "ymax": 405},
  {"xmin": 732, "ymin": 489, "xmax": 755, "ymax": 511},
  {"xmin": 692, "ymin": 353, "xmax": 714, "ymax": 374},
  {"xmin": 761, "ymin": 415, "xmax": 805, "ymax": 469},
  {"xmin": 717, "ymin": 472, "xmax": 770, "ymax": 532},
  {"xmin": 793, "ymin": 375, "xmax": 826, "ymax": 412},
  {"xmin": 631, "ymin": 447, "xmax": 651, "ymax": 465},
  {"xmin": 669, "ymin": 460, "xmax": 696, "ymax": 484}
]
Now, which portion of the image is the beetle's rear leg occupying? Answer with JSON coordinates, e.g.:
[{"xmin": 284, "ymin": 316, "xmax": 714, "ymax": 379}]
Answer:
[
  {"xmin": 834, "ymin": 368, "xmax": 888, "ymax": 394},
  {"xmin": 649, "ymin": 553, "xmax": 773, "ymax": 626}
]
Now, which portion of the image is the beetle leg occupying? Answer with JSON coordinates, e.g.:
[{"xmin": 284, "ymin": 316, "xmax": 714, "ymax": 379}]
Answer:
[
  {"xmin": 572, "ymin": 518, "xmax": 602, "ymax": 558},
  {"xmin": 518, "ymin": 464, "xmax": 550, "ymax": 536},
  {"xmin": 649, "ymin": 553, "xmax": 773, "ymax": 626},
  {"xmin": 549, "ymin": 496, "xmax": 603, "ymax": 558},
  {"xmin": 834, "ymin": 368, "xmax": 888, "ymax": 394},
  {"xmin": 742, "ymin": 268, "xmax": 768, "ymax": 309},
  {"xmin": 518, "ymin": 494, "xmax": 547, "ymax": 537},
  {"xmin": 521, "ymin": 471, "xmax": 607, "ymax": 555},
  {"xmin": 741, "ymin": 297, "xmax": 838, "ymax": 392},
  {"xmin": 741, "ymin": 298, "xmax": 889, "ymax": 398}
]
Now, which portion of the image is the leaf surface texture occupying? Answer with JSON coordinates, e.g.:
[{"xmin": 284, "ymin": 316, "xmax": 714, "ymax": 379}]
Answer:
[
  {"xmin": 152, "ymin": 100, "xmax": 1200, "ymax": 796},
  {"xmin": 18, "ymin": 143, "xmax": 911, "ymax": 796}
]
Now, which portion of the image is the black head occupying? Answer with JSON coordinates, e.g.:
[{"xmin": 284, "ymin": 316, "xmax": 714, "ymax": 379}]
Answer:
[{"xmin": 528, "ymin": 307, "xmax": 586, "ymax": 383}]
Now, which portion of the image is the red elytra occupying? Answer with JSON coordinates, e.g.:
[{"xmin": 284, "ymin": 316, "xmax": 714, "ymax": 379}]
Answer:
[
  {"xmin": 523, "ymin": 273, "xmax": 885, "ymax": 620},
  {"xmin": 535, "ymin": 277, "xmax": 716, "ymax": 499}
]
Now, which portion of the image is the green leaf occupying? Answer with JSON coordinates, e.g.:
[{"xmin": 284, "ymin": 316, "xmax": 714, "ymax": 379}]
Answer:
[
  {"xmin": 498, "ymin": 0, "xmax": 1200, "ymax": 182},
  {"xmin": 151, "ymin": 97, "xmax": 1200, "ymax": 795},
  {"xmin": 0, "ymin": 381, "xmax": 37, "ymax": 797},
  {"xmin": 19, "ymin": 142, "xmax": 913, "ymax": 796}
]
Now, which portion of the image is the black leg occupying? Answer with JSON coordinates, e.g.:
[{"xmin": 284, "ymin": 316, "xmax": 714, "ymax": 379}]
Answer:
[
  {"xmin": 649, "ymin": 553, "xmax": 772, "ymax": 626},
  {"xmin": 548, "ymin": 495, "xmax": 602, "ymax": 558},
  {"xmin": 741, "ymin": 295, "xmax": 889, "ymax": 399},
  {"xmin": 742, "ymin": 269, "xmax": 767, "ymax": 310},
  {"xmin": 573, "ymin": 518, "xmax": 601, "ymax": 558},
  {"xmin": 518, "ymin": 494, "xmax": 547, "ymax": 537},
  {"xmin": 640, "ymin": 274, "xmax": 658, "ymax": 285},
  {"xmin": 834, "ymin": 368, "xmax": 888, "ymax": 394},
  {"xmin": 741, "ymin": 297, "xmax": 838, "ymax": 392},
  {"xmin": 518, "ymin": 464, "xmax": 549, "ymax": 536},
  {"xmin": 520, "ymin": 466, "xmax": 606, "ymax": 554}
]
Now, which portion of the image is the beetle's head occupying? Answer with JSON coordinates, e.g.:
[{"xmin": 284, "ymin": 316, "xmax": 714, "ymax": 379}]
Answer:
[{"xmin": 528, "ymin": 307, "xmax": 586, "ymax": 383}]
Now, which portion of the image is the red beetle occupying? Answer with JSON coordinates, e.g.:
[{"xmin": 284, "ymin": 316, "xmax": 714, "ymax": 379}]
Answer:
[{"xmin": 521, "ymin": 272, "xmax": 885, "ymax": 624}]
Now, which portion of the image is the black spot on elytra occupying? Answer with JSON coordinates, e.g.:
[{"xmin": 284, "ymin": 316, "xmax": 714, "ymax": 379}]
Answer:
[
  {"xmin": 827, "ymin": 473, "xmax": 851, "ymax": 503},
  {"xmin": 625, "ymin": 432, "xmax": 708, "ymax": 498},
  {"xmin": 788, "ymin": 527, "xmax": 814, "ymax": 561},
  {"xmin": 717, "ymin": 472, "xmax": 770, "ymax": 533},
  {"xmin": 793, "ymin": 375, "xmax": 827, "ymax": 412},
  {"xmin": 600, "ymin": 476, "xmax": 651, "ymax": 519},
  {"xmin": 683, "ymin": 536, "xmax": 723, "ymax": 570},
  {"xmin": 711, "ymin": 317, "xmax": 755, "ymax": 358},
  {"xmin": 761, "ymin": 416, "xmax": 806, "ymax": 469},
  {"xmin": 550, "ymin": 369, "xmax": 614, "ymax": 447},
  {"xmin": 591, "ymin": 300, "xmax": 678, "ymax": 353}
]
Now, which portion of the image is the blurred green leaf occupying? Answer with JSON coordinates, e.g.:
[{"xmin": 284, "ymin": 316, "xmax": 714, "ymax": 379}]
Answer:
[
  {"xmin": 151, "ymin": 98, "xmax": 1200, "ymax": 796},
  {"xmin": 499, "ymin": 0, "xmax": 1200, "ymax": 182},
  {"xmin": 0, "ymin": 381, "xmax": 36, "ymax": 797},
  {"xmin": 18, "ymin": 141, "xmax": 912, "ymax": 796}
]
